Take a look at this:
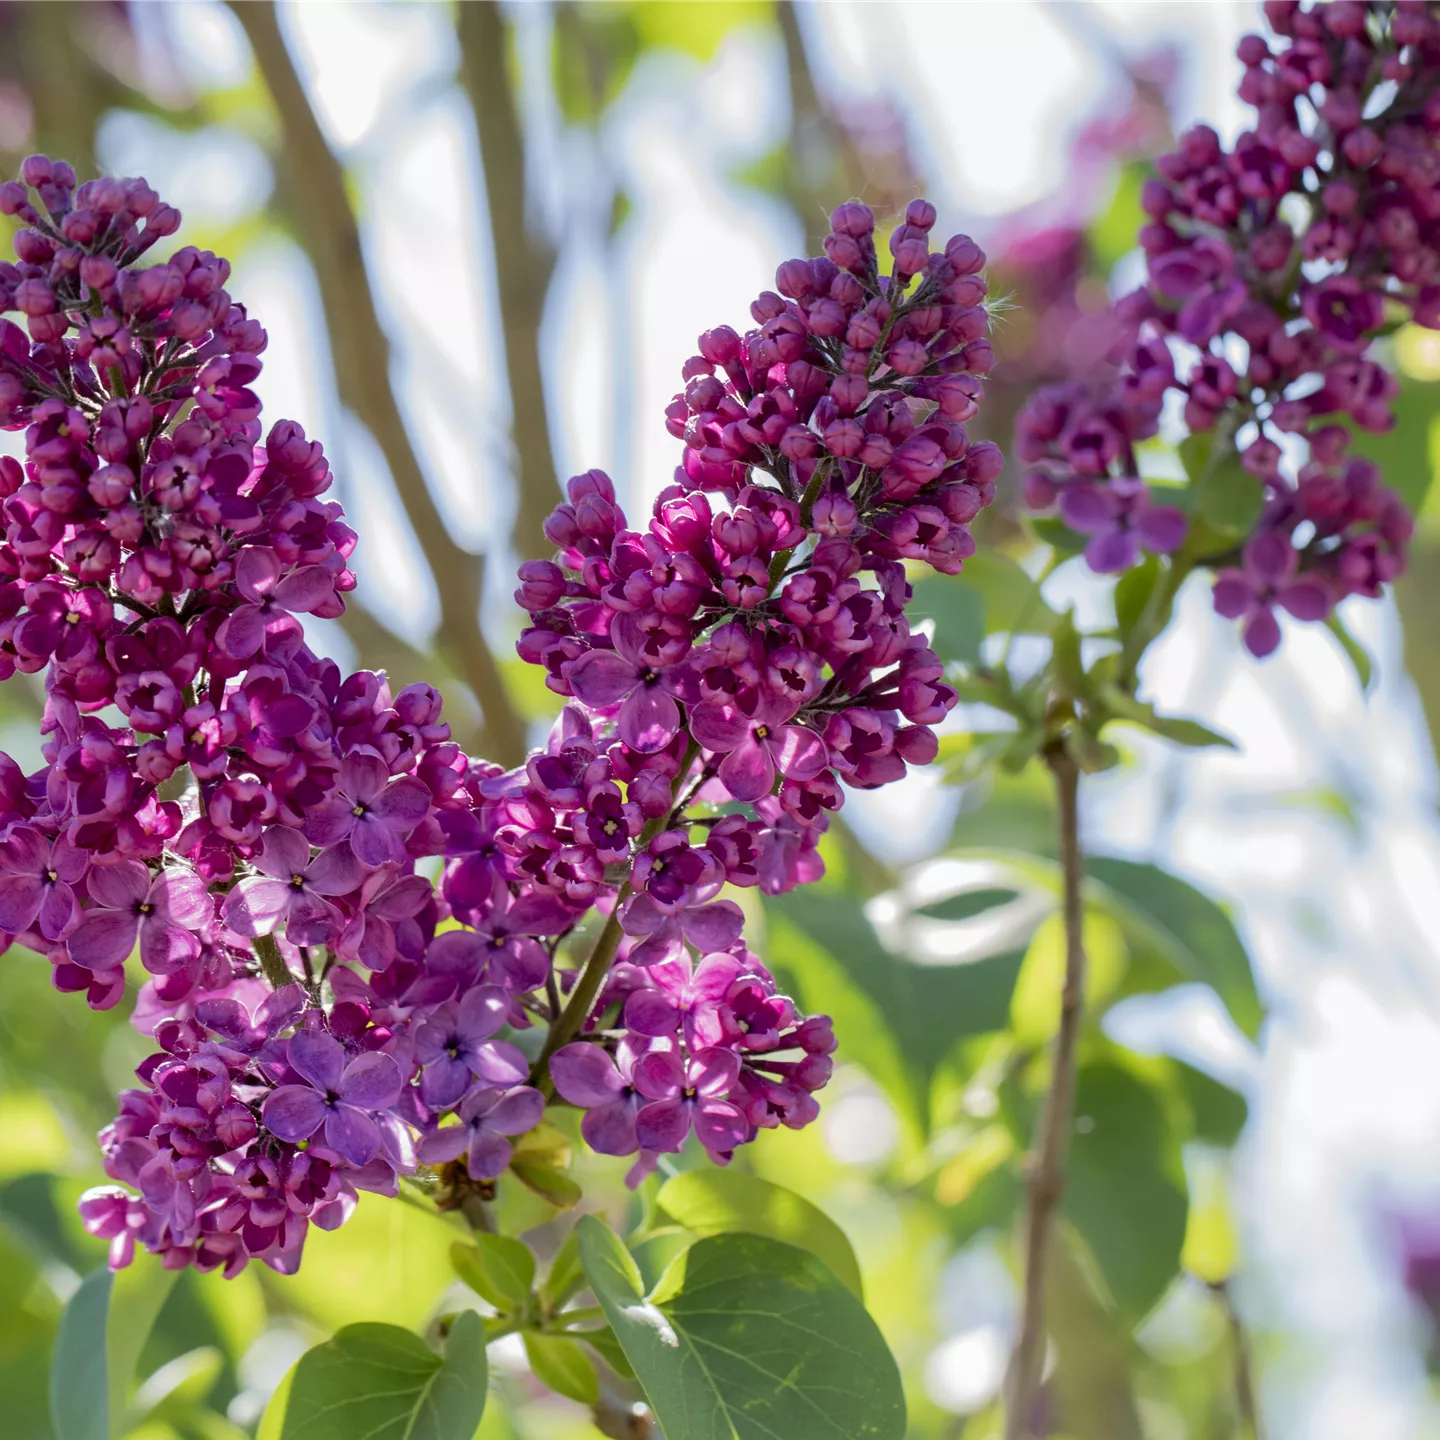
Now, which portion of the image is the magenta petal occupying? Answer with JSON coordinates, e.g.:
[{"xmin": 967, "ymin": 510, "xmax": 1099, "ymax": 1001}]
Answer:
[
  {"xmin": 287, "ymin": 1031, "xmax": 345, "ymax": 1092},
  {"xmin": 255, "ymin": 826, "xmax": 310, "ymax": 881},
  {"xmin": 456, "ymin": 985, "xmax": 508, "ymax": 1042},
  {"xmin": 1277, "ymin": 578, "xmax": 1331, "ymax": 622},
  {"xmin": 550, "ymin": 1043, "xmax": 625, "ymax": 1107},
  {"xmin": 689, "ymin": 702, "xmax": 750, "ymax": 753},
  {"xmin": 272, "ymin": 564, "xmax": 335, "ymax": 614},
  {"xmin": 775, "ymin": 725, "xmax": 827, "ymax": 782},
  {"xmin": 350, "ymin": 817, "xmax": 405, "ymax": 868},
  {"xmin": 1058, "ymin": 482, "xmax": 1116, "ymax": 533},
  {"xmin": 632, "ymin": 1048, "xmax": 684, "ymax": 1101},
  {"xmin": 340, "ymin": 750, "xmax": 389, "ymax": 804},
  {"xmin": 718, "ymin": 737, "xmax": 775, "ymax": 802},
  {"xmin": 368, "ymin": 777, "xmax": 429, "ymax": 828},
  {"xmin": 154, "ymin": 870, "xmax": 212, "ymax": 928},
  {"xmin": 635, "ymin": 1098, "xmax": 690, "ymax": 1153},
  {"xmin": 694, "ymin": 1098, "xmax": 748, "ymax": 1155},
  {"xmin": 305, "ymin": 844, "xmax": 364, "ymax": 897},
  {"xmin": 506, "ymin": 892, "xmax": 575, "ymax": 936},
  {"xmin": 286, "ymin": 890, "xmax": 342, "ymax": 945},
  {"xmin": 372, "ymin": 875, "xmax": 432, "ymax": 920},
  {"xmin": 465, "ymin": 1130, "xmax": 514, "ymax": 1181},
  {"xmin": 1085, "ymin": 529, "xmax": 1138, "ymax": 575},
  {"xmin": 471, "ymin": 1040, "xmax": 531, "ymax": 1087},
  {"xmin": 1242, "ymin": 606, "xmax": 1282, "ymax": 658},
  {"xmin": 1, "ymin": 825, "xmax": 48, "ymax": 874},
  {"xmin": 688, "ymin": 1046, "xmax": 742, "ymax": 1097},
  {"xmin": 680, "ymin": 900, "xmax": 744, "ymax": 952},
  {"xmin": 223, "ymin": 878, "xmax": 291, "ymax": 938},
  {"xmin": 417, "ymin": 1124, "xmax": 470, "ymax": 1165},
  {"xmin": 1211, "ymin": 571, "xmax": 1253, "ymax": 620},
  {"xmin": 690, "ymin": 953, "xmax": 744, "ymax": 1002},
  {"xmin": 218, "ymin": 605, "xmax": 266, "ymax": 660},
  {"xmin": 86, "ymin": 859, "xmax": 149, "ymax": 909},
  {"xmin": 302, "ymin": 799, "xmax": 355, "ymax": 849},
  {"xmin": 138, "ymin": 916, "xmax": 200, "ymax": 974},
  {"xmin": 235, "ymin": 545, "xmax": 282, "ymax": 602},
  {"xmin": 339, "ymin": 1051, "xmax": 403, "ymax": 1110},
  {"xmin": 37, "ymin": 880, "xmax": 78, "ymax": 941},
  {"xmin": 484, "ymin": 1086, "xmax": 546, "ymax": 1134},
  {"xmin": 619, "ymin": 686, "xmax": 679, "ymax": 753},
  {"xmin": 325, "ymin": 1105, "xmax": 381, "ymax": 1167},
  {"xmin": 625, "ymin": 989, "xmax": 681, "ymax": 1037},
  {"xmin": 262, "ymin": 1085, "xmax": 327, "ymax": 1143},
  {"xmin": 66, "ymin": 908, "xmax": 140, "ymax": 969},
  {"xmin": 568, "ymin": 649, "xmax": 638, "ymax": 707},
  {"xmin": 421, "ymin": 1057, "xmax": 472, "ymax": 1111},
  {"xmin": 582, "ymin": 1099, "xmax": 640, "ymax": 1156},
  {"xmin": 0, "ymin": 873, "xmax": 42, "ymax": 933},
  {"xmin": 1136, "ymin": 505, "xmax": 1187, "ymax": 555}
]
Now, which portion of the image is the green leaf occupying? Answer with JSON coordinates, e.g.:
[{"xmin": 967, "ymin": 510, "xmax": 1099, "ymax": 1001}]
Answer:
[
  {"xmin": 1112, "ymin": 554, "xmax": 1160, "ymax": 640},
  {"xmin": 1065, "ymin": 1064, "xmax": 1188, "ymax": 1322},
  {"xmin": 1051, "ymin": 609, "xmax": 1087, "ymax": 701},
  {"xmin": 914, "ymin": 886, "xmax": 1021, "ymax": 922},
  {"xmin": 1343, "ymin": 367, "xmax": 1440, "ymax": 512},
  {"xmin": 1325, "ymin": 611, "xmax": 1374, "ymax": 691},
  {"xmin": 1177, "ymin": 1062, "xmax": 1249, "ymax": 1147},
  {"xmin": 540, "ymin": 1228, "xmax": 585, "ymax": 1310},
  {"xmin": 510, "ymin": 1162, "xmax": 580, "ymax": 1209},
  {"xmin": 576, "ymin": 1219, "xmax": 906, "ymax": 1440},
  {"xmin": 960, "ymin": 550, "xmax": 1061, "ymax": 635},
  {"xmin": 910, "ymin": 575, "xmax": 985, "ymax": 664},
  {"xmin": 51, "ymin": 1255, "xmax": 178, "ymax": 1440},
  {"xmin": 580, "ymin": 1323, "xmax": 636, "ymax": 1380},
  {"xmin": 766, "ymin": 889, "xmax": 1028, "ymax": 1128},
  {"xmin": 452, "ymin": 1235, "xmax": 535, "ymax": 1313},
  {"xmin": 655, "ymin": 1171, "xmax": 863, "ymax": 1300},
  {"xmin": 1090, "ymin": 160, "xmax": 1148, "ymax": 271},
  {"xmin": 1029, "ymin": 516, "xmax": 1088, "ymax": 555},
  {"xmin": 1195, "ymin": 453, "xmax": 1264, "ymax": 536},
  {"xmin": 523, "ymin": 1333, "xmax": 598, "ymax": 1406},
  {"xmin": 1097, "ymin": 687, "xmax": 1236, "ymax": 749},
  {"xmin": 1085, "ymin": 857, "xmax": 1263, "ymax": 1037},
  {"xmin": 258, "ymin": 1313, "xmax": 487, "ymax": 1440}
]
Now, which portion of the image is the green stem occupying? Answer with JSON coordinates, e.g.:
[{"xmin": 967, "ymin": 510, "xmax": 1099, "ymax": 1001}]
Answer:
[
  {"xmin": 531, "ymin": 739, "xmax": 703, "ymax": 1093},
  {"xmin": 252, "ymin": 933, "xmax": 293, "ymax": 991}
]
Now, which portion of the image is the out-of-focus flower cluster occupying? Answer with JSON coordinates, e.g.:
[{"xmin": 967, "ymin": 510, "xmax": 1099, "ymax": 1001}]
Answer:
[
  {"xmin": 1016, "ymin": 0, "xmax": 1422, "ymax": 656},
  {"xmin": 0, "ymin": 164, "xmax": 987, "ymax": 1278}
]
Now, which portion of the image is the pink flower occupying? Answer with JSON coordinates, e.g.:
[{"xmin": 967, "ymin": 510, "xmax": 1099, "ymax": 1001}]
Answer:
[
  {"xmin": 222, "ymin": 827, "xmax": 362, "ymax": 945},
  {"xmin": 67, "ymin": 859, "xmax": 211, "ymax": 972},
  {"xmin": 565, "ymin": 614, "xmax": 694, "ymax": 753},
  {"xmin": 632, "ymin": 1046, "xmax": 748, "ymax": 1158},
  {"xmin": 689, "ymin": 693, "xmax": 828, "ymax": 802},
  {"xmin": 302, "ymin": 749, "xmax": 431, "ymax": 866}
]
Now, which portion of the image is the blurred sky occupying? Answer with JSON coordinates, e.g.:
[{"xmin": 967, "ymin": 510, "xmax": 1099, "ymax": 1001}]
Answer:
[{"xmin": 7, "ymin": 4, "xmax": 1440, "ymax": 1436}]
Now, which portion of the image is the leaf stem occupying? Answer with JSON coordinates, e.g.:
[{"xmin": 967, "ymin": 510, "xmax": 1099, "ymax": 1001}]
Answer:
[
  {"xmin": 1212, "ymin": 1278, "xmax": 1263, "ymax": 1440},
  {"xmin": 252, "ymin": 933, "xmax": 293, "ymax": 992},
  {"xmin": 1003, "ymin": 743, "xmax": 1088, "ymax": 1440}
]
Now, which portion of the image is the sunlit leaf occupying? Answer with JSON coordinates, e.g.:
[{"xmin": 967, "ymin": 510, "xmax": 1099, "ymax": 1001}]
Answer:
[
  {"xmin": 654, "ymin": 1171, "xmax": 863, "ymax": 1299},
  {"xmin": 257, "ymin": 1313, "xmax": 487, "ymax": 1440},
  {"xmin": 452, "ymin": 1236, "xmax": 535, "ymax": 1313},
  {"xmin": 576, "ymin": 1218, "xmax": 905, "ymax": 1440},
  {"xmin": 1326, "ymin": 611, "xmax": 1374, "ymax": 691},
  {"xmin": 523, "ymin": 1333, "xmax": 598, "ymax": 1405}
]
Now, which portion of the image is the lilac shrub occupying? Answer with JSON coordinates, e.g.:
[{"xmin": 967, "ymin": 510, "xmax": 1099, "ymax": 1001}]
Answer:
[
  {"xmin": 0, "ymin": 159, "xmax": 994, "ymax": 1278},
  {"xmin": 1016, "ymin": 0, "xmax": 1425, "ymax": 655}
]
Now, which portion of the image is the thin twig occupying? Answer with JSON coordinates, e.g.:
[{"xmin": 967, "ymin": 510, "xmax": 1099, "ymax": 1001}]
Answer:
[
  {"xmin": 1211, "ymin": 1279, "xmax": 1263, "ymax": 1440},
  {"xmin": 252, "ymin": 932, "xmax": 293, "ymax": 992},
  {"xmin": 228, "ymin": 1, "xmax": 527, "ymax": 766},
  {"xmin": 1003, "ymin": 744, "xmax": 1087, "ymax": 1440}
]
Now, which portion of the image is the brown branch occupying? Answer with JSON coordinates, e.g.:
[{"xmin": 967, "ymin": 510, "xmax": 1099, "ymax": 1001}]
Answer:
[
  {"xmin": 456, "ymin": 1, "xmax": 561, "ymax": 567},
  {"xmin": 1212, "ymin": 1279, "xmax": 1264, "ymax": 1440},
  {"xmin": 227, "ymin": 1, "xmax": 527, "ymax": 768},
  {"xmin": 776, "ymin": 1, "xmax": 850, "ymax": 256},
  {"xmin": 1004, "ymin": 745, "xmax": 1088, "ymax": 1440}
]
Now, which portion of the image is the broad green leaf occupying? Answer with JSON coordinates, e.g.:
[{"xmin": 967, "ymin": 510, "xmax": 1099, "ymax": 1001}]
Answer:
[
  {"xmin": 766, "ymin": 889, "xmax": 1028, "ymax": 1128},
  {"xmin": 52, "ymin": 1254, "xmax": 178, "ymax": 1440},
  {"xmin": 540, "ymin": 1228, "xmax": 585, "ymax": 1310},
  {"xmin": 1196, "ymin": 454, "xmax": 1264, "ymax": 536},
  {"xmin": 960, "ymin": 550, "xmax": 1061, "ymax": 635},
  {"xmin": 258, "ymin": 1313, "xmax": 487, "ymax": 1440},
  {"xmin": 1065, "ymin": 1064, "xmax": 1188, "ymax": 1322},
  {"xmin": 909, "ymin": 575, "xmax": 984, "ymax": 664},
  {"xmin": 452, "ymin": 1236, "xmax": 535, "ymax": 1313},
  {"xmin": 1181, "ymin": 1150, "xmax": 1238, "ymax": 1284},
  {"xmin": 1030, "ymin": 515, "xmax": 1088, "ymax": 555},
  {"xmin": 914, "ymin": 886, "xmax": 1020, "ymax": 922},
  {"xmin": 1176, "ymin": 1061, "xmax": 1249, "ymax": 1148},
  {"xmin": 523, "ymin": 1333, "xmax": 598, "ymax": 1405},
  {"xmin": 1112, "ymin": 554, "xmax": 1160, "ymax": 640},
  {"xmin": 510, "ymin": 1162, "xmax": 580, "ymax": 1209},
  {"xmin": 1090, "ymin": 160, "xmax": 1148, "ymax": 271},
  {"xmin": 1010, "ymin": 909, "xmax": 1128, "ymax": 1048},
  {"xmin": 655, "ymin": 1171, "xmax": 863, "ymax": 1299},
  {"xmin": 576, "ymin": 1218, "xmax": 905, "ymax": 1440},
  {"xmin": 934, "ymin": 1124, "xmax": 1015, "ymax": 1208},
  {"xmin": 580, "ymin": 1323, "xmax": 636, "ymax": 1380},
  {"xmin": 1085, "ymin": 858, "xmax": 1263, "ymax": 1038},
  {"xmin": 1344, "ymin": 364, "xmax": 1440, "ymax": 512},
  {"xmin": 1326, "ymin": 611, "xmax": 1374, "ymax": 691}
]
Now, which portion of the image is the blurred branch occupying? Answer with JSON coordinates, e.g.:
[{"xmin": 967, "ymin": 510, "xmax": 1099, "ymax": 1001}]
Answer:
[
  {"xmin": 227, "ymin": 0, "xmax": 527, "ymax": 767},
  {"xmin": 1211, "ymin": 1279, "xmax": 1263, "ymax": 1440},
  {"xmin": 456, "ymin": 1, "xmax": 561, "ymax": 567},
  {"xmin": 776, "ymin": 2, "xmax": 850, "ymax": 255},
  {"xmin": 1394, "ymin": 539, "xmax": 1440, "ymax": 758}
]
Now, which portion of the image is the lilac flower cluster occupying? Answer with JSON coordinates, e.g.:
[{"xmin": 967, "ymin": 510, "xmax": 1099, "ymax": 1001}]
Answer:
[
  {"xmin": 516, "ymin": 199, "xmax": 997, "ymax": 1152},
  {"xmin": 1016, "ymin": 0, "xmax": 1421, "ymax": 656},
  {"xmin": 0, "ymin": 164, "xmax": 983, "ymax": 1277}
]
